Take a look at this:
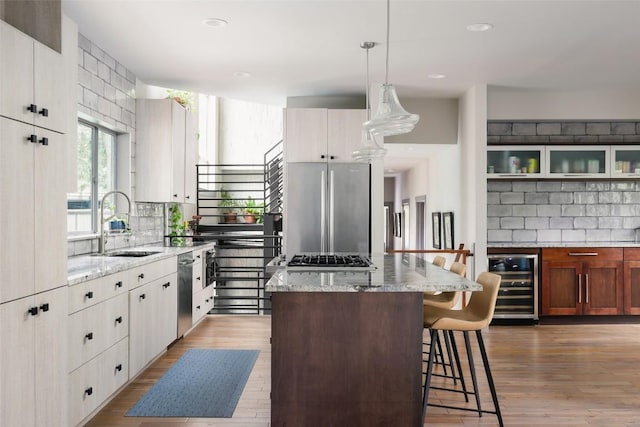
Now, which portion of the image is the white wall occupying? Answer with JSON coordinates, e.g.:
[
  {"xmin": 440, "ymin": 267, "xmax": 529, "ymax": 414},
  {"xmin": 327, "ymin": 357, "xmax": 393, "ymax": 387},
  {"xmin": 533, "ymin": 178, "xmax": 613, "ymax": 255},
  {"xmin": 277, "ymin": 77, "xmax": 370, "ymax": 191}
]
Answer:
[
  {"xmin": 488, "ymin": 86, "xmax": 640, "ymax": 120},
  {"xmin": 385, "ymin": 98, "xmax": 459, "ymax": 145}
]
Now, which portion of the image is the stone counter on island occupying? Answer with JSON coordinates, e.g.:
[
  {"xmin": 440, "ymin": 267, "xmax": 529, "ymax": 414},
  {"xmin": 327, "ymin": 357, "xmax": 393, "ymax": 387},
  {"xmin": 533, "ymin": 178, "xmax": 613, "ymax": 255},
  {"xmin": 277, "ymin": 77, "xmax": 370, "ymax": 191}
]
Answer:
[{"xmin": 267, "ymin": 253, "xmax": 480, "ymax": 427}]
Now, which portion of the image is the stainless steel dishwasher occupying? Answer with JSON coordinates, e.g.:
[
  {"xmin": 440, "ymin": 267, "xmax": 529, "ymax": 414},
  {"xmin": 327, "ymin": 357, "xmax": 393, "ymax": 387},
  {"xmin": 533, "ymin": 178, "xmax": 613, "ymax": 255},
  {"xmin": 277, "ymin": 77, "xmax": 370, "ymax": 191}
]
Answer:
[{"xmin": 177, "ymin": 252, "xmax": 194, "ymax": 337}]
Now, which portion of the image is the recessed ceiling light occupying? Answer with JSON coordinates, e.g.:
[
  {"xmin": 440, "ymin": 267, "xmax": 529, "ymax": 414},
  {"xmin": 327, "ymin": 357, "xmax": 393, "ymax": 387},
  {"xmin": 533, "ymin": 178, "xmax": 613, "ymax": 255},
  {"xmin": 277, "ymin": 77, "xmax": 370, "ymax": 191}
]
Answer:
[
  {"xmin": 234, "ymin": 71, "xmax": 251, "ymax": 78},
  {"xmin": 386, "ymin": 169, "xmax": 395, "ymax": 173},
  {"xmin": 466, "ymin": 23, "xmax": 493, "ymax": 32},
  {"xmin": 427, "ymin": 73, "xmax": 446, "ymax": 79},
  {"xmin": 202, "ymin": 18, "xmax": 228, "ymax": 27}
]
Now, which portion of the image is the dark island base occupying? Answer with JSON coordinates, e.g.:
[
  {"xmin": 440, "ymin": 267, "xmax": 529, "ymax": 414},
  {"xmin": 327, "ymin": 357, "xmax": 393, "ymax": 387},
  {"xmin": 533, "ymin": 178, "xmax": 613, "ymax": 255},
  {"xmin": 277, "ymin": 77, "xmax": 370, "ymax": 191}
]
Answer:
[{"xmin": 271, "ymin": 291, "xmax": 423, "ymax": 427}]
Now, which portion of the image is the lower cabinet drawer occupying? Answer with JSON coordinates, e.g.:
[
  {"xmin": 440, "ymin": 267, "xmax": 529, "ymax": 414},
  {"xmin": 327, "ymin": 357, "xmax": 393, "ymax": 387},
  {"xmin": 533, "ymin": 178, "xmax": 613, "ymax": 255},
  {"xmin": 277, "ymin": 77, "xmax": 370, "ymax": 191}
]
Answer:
[
  {"xmin": 102, "ymin": 338, "xmax": 129, "ymax": 400},
  {"xmin": 69, "ymin": 355, "xmax": 103, "ymax": 427},
  {"xmin": 69, "ymin": 303, "xmax": 106, "ymax": 371}
]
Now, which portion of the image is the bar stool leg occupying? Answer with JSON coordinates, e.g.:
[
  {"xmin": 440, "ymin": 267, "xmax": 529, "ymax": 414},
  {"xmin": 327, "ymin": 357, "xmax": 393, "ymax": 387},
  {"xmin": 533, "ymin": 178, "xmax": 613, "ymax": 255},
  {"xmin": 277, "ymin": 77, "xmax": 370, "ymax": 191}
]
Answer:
[
  {"xmin": 448, "ymin": 330, "xmax": 469, "ymax": 402},
  {"xmin": 476, "ymin": 330, "xmax": 504, "ymax": 427},
  {"xmin": 422, "ymin": 329, "xmax": 438, "ymax": 424},
  {"xmin": 463, "ymin": 331, "xmax": 483, "ymax": 417},
  {"xmin": 435, "ymin": 331, "xmax": 449, "ymax": 377}
]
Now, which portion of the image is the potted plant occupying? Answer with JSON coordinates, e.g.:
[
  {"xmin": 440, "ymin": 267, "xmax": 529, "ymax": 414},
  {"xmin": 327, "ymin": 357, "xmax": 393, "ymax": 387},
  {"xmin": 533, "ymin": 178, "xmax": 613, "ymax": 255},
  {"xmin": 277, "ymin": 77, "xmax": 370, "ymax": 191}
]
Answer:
[
  {"xmin": 168, "ymin": 203, "xmax": 186, "ymax": 246},
  {"xmin": 242, "ymin": 196, "xmax": 261, "ymax": 224},
  {"xmin": 219, "ymin": 188, "xmax": 237, "ymax": 223}
]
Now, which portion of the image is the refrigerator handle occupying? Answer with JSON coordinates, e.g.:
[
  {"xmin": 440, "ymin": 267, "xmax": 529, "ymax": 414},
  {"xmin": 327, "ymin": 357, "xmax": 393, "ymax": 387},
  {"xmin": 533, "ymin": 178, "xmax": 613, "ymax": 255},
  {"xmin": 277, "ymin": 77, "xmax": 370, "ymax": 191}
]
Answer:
[
  {"xmin": 329, "ymin": 169, "xmax": 335, "ymax": 252},
  {"xmin": 320, "ymin": 169, "xmax": 326, "ymax": 253}
]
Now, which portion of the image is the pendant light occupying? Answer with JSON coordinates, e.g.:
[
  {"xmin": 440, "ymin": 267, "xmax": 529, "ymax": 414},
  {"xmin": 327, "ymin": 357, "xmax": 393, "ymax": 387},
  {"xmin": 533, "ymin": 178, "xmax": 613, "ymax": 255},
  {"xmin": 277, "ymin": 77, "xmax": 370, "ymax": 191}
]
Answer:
[
  {"xmin": 353, "ymin": 41, "xmax": 387, "ymax": 161},
  {"xmin": 364, "ymin": 0, "xmax": 419, "ymax": 137}
]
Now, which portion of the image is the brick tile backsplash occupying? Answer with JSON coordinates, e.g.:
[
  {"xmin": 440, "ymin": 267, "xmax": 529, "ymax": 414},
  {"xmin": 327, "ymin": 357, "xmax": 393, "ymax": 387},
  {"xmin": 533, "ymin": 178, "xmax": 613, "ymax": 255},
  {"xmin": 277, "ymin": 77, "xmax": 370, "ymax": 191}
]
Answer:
[
  {"xmin": 487, "ymin": 179, "xmax": 640, "ymax": 244},
  {"xmin": 488, "ymin": 120, "xmax": 640, "ymax": 144}
]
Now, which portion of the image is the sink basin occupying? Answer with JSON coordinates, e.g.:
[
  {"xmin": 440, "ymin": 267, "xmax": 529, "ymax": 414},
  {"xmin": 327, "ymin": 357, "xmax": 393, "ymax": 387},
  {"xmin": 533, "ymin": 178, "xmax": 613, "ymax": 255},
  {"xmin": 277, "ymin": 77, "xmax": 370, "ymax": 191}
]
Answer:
[{"xmin": 103, "ymin": 250, "xmax": 161, "ymax": 257}]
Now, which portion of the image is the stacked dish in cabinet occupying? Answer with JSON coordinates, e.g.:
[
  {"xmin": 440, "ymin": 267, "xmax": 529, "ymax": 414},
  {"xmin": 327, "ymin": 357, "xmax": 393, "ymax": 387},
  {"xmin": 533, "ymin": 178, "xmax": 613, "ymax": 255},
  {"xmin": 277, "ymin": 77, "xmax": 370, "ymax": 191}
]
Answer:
[{"xmin": 488, "ymin": 249, "xmax": 539, "ymax": 324}]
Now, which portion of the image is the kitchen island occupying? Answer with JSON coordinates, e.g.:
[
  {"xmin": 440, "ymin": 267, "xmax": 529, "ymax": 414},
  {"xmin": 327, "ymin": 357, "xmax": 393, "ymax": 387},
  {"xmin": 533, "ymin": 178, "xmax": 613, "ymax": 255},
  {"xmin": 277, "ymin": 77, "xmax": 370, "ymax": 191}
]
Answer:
[{"xmin": 266, "ymin": 253, "xmax": 481, "ymax": 427}]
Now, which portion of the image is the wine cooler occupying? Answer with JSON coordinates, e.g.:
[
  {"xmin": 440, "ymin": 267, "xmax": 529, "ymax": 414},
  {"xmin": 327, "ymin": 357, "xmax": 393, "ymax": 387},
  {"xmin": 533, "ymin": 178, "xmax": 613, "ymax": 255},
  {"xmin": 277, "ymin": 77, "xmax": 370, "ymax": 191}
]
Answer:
[{"xmin": 488, "ymin": 251, "xmax": 539, "ymax": 323}]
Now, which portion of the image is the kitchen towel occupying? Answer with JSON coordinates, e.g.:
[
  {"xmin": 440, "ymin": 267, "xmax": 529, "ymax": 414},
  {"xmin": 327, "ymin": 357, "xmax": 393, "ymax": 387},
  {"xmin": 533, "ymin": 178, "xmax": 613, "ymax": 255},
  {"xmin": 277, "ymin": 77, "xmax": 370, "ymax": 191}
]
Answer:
[{"xmin": 126, "ymin": 348, "xmax": 259, "ymax": 418}]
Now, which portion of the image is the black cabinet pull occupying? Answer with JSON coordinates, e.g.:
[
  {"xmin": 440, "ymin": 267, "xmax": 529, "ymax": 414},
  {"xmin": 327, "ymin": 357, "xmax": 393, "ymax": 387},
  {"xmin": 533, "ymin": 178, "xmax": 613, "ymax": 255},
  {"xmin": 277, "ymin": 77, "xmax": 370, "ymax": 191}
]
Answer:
[
  {"xmin": 39, "ymin": 303, "xmax": 49, "ymax": 312},
  {"xmin": 115, "ymin": 316, "xmax": 123, "ymax": 324},
  {"xmin": 85, "ymin": 291, "xmax": 93, "ymax": 299},
  {"xmin": 138, "ymin": 273, "xmax": 144, "ymax": 279},
  {"xmin": 27, "ymin": 134, "xmax": 38, "ymax": 143},
  {"xmin": 85, "ymin": 332, "xmax": 93, "ymax": 340},
  {"xmin": 115, "ymin": 364, "xmax": 122, "ymax": 372},
  {"xmin": 173, "ymin": 194, "xmax": 178, "ymax": 198},
  {"xmin": 330, "ymin": 155, "xmax": 335, "ymax": 160},
  {"xmin": 196, "ymin": 255, "xmax": 201, "ymax": 259},
  {"xmin": 27, "ymin": 104, "xmax": 37, "ymax": 113},
  {"xmin": 39, "ymin": 137, "xmax": 48, "ymax": 146},
  {"xmin": 38, "ymin": 108, "xmax": 48, "ymax": 117},
  {"xmin": 163, "ymin": 282, "xmax": 171, "ymax": 288},
  {"xmin": 196, "ymin": 305, "xmax": 201, "ymax": 309},
  {"xmin": 185, "ymin": 195, "xmax": 190, "ymax": 199},
  {"xmin": 196, "ymin": 277, "xmax": 201, "ymax": 281},
  {"xmin": 84, "ymin": 387, "xmax": 93, "ymax": 396},
  {"xmin": 139, "ymin": 294, "xmax": 146, "ymax": 300},
  {"xmin": 115, "ymin": 281, "xmax": 123, "ymax": 288},
  {"xmin": 28, "ymin": 306, "xmax": 39, "ymax": 316},
  {"xmin": 320, "ymin": 154, "xmax": 326, "ymax": 159}
]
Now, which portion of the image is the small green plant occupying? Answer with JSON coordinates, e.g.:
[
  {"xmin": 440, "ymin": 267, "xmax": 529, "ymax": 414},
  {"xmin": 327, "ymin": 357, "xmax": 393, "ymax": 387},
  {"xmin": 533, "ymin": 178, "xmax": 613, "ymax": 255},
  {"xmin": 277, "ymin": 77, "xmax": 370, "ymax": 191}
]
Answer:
[
  {"xmin": 166, "ymin": 89, "xmax": 195, "ymax": 111},
  {"xmin": 242, "ymin": 197, "xmax": 263, "ymax": 224},
  {"xmin": 219, "ymin": 188, "xmax": 236, "ymax": 213},
  {"xmin": 168, "ymin": 203, "xmax": 185, "ymax": 246}
]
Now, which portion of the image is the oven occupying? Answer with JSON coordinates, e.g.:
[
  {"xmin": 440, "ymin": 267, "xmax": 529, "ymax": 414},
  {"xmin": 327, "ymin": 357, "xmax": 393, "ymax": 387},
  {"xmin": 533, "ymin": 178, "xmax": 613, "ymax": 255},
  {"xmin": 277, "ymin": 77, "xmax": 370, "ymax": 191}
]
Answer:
[{"xmin": 205, "ymin": 247, "xmax": 217, "ymax": 287}]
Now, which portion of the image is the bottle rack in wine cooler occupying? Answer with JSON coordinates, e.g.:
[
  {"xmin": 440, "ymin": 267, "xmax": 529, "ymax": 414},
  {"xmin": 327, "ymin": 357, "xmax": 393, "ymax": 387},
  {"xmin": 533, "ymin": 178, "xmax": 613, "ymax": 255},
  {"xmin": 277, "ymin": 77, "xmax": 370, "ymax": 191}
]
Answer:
[{"xmin": 488, "ymin": 253, "xmax": 539, "ymax": 323}]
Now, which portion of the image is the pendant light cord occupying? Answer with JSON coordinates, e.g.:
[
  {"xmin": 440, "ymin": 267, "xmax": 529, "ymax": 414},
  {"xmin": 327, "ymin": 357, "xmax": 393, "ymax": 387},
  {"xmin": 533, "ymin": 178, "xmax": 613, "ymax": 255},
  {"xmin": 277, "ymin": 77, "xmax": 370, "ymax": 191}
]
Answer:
[
  {"xmin": 366, "ymin": 46, "xmax": 370, "ymax": 121},
  {"xmin": 385, "ymin": 0, "xmax": 390, "ymax": 85}
]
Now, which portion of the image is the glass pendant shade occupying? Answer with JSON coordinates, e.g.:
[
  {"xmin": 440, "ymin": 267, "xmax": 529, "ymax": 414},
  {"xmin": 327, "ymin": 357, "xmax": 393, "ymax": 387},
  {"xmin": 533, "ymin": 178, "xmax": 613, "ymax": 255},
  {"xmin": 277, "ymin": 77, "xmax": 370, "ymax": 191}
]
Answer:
[
  {"xmin": 352, "ymin": 128, "xmax": 386, "ymax": 162},
  {"xmin": 364, "ymin": 84, "xmax": 419, "ymax": 137}
]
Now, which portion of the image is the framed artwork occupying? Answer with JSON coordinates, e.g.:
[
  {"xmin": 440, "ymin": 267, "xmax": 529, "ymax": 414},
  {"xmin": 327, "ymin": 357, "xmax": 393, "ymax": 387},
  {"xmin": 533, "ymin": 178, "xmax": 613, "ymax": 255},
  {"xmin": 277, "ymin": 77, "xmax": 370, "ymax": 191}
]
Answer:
[
  {"xmin": 394, "ymin": 212, "xmax": 402, "ymax": 238},
  {"xmin": 443, "ymin": 212, "xmax": 454, "ymax": 250},
  {"xmin": 431, "ymin": 212, "xmax": 441, "ymax": 249}
]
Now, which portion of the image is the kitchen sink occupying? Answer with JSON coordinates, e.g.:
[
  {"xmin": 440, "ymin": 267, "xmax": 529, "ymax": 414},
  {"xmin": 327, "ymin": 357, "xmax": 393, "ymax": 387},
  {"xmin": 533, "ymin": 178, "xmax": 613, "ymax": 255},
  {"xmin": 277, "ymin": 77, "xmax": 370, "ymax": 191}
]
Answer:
[{"xmin": 103, "ymin": 250, "xmax": 161, "ymax": 257}]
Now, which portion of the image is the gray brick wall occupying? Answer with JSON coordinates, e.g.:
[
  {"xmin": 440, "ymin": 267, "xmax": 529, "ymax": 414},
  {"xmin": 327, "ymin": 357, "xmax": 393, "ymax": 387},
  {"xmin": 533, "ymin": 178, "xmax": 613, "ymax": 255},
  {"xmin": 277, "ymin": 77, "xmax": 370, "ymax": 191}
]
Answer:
[
  {"xmin": 69, "ymin": 34, "xmax": 165, "ymax": 256},
  {"xmin": 487, "ymin": 180, "xmax": 640, "ymax": 243},
  {"xmin": 488, "ymin": 120, "xmax": 640, "ymax": 144}
]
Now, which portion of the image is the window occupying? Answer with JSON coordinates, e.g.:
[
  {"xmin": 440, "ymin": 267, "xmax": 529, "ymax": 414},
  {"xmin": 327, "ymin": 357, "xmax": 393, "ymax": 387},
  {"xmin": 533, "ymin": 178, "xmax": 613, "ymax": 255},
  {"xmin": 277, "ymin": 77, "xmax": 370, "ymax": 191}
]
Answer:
[{"xmin": 67, "ymin": 120, "xmax": 116, "ymax": 234}]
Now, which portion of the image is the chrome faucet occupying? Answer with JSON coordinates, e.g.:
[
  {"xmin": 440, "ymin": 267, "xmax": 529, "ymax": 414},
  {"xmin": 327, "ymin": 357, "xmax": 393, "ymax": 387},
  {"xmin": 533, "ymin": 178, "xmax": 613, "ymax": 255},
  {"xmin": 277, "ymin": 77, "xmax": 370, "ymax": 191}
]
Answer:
[{"xmin": 99, "ymin": 190, "xmax": 132, "ymax": 255}]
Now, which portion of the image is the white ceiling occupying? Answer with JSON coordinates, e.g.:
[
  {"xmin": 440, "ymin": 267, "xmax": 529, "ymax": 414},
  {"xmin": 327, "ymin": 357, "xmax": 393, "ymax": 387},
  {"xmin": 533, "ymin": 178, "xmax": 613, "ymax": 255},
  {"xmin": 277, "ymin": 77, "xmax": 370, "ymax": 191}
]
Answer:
[{"xmin": 62, "ymin": 0, "xmax": 640, "ymax": 170}]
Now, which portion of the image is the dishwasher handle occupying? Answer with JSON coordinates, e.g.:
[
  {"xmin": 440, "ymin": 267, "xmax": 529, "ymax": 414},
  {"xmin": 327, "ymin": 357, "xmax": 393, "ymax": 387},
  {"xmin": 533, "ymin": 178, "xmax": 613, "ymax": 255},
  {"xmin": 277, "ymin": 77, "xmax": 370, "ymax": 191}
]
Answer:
[{"xmin": 179, "ymin": 259, "xmax": 196, "ymax": 266}]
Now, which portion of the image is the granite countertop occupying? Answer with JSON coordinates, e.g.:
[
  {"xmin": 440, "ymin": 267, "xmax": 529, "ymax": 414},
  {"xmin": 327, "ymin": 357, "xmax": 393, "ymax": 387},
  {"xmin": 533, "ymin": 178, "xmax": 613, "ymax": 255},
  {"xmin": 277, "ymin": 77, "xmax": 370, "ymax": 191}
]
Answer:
[
  {"xmin": 489, "ymin": 242, "xmax": 640, "ymax": 248},
  {"xmin": 265, "ymin": 253, "xmax": 482, "ymax": 293},
  {"xmin": 67, "ymin": 242, "xmax": 215, "ymax": 286}
]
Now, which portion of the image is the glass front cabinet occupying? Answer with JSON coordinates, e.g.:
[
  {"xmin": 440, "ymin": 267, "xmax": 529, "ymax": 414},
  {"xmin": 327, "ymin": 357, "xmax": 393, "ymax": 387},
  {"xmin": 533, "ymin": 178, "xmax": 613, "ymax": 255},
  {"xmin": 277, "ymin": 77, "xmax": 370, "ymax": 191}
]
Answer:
[
  {"xmin": 611, "ymin": 146, "xmax": 640, "ymax": 178},
  {"xmin": 545, "ymin": 146, "xmax": 610, "ymax": 178},
  {"xmin": 486, "ymin": 146, "xmax": 544, "ymax": 179}
]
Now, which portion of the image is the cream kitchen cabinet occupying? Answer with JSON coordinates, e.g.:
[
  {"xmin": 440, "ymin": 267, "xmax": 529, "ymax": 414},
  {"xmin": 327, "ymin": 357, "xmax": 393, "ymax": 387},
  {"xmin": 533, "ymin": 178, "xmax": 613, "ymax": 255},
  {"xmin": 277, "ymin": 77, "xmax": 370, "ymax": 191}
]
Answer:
[
  {"xmin": 285, "ymin": 108, "xmax": 366, "ymax": 163},
  {"xmin": 129, "ymin": 258, "xmax": 178, "ymax": 377},
  {"xmin": 0, "ymin": 20, "xmax": 66, "ymax": 133},
  {"xmin": 0, "ymin": 117, "xmax": 67, "ymax": 303},
  {"xmin": 135, "ymin": 99, "xmax": 197, "ymax": 203},
  {"xmin": 0, "ymin": 286, "xmax": 68, "ymax": 427},
  {"xmin": 545, "ymin": 146, "xmax": 610, "ymax": 178}
]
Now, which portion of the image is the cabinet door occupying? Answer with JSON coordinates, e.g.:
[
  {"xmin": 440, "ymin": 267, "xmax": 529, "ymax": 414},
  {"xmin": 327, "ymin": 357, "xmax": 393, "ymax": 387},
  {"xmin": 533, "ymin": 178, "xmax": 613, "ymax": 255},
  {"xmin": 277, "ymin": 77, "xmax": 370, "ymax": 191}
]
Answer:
[
  {"xmin": 103, "ymin": 293, "xmax": 129, "ymax": 349},
  {"xmin": 582, "ymin": 261, "xmax": 623, "ymax": 315},
  {"xmin": 68, "ymin": 353, "xmax": 102, "ymax": 427},
  {"xmin": 541, "ymin": 261, "xmax": 583, "ymax": 315},
  {"xmin": 34, "ymin": 128, "xmax": 67, "ymax": 293},
  {"xmin": 0, "ymin": 21, "xmax": 34, "ymax": 124},
  {"xmin": 69, "ymin": 300, "xmax": 106, "ymax": 372},
  {"xmin": 0, "ymin": 118, "xmax": 35, "ymax": 302},
  {"xmin": 184, "ymin": 110, "xmax": 197, "ymax": 203},
  {"xmin": 33, "ymin": 40, "xmax": 65, "ymax": 133},
  {"xmin": 0, "ymin": 295, "xmax": 36, "ymax": 427},
  {"xmin": 101, "ymin": 338, "xmax": 129, "ymax": 401},
  {"xmin": 157, "ymin": 274, "xmax": 178, "ymax": 351},
  {"xmin": 327, "ymin": 109, "xmax": 366, "ymax": 162},
  {"xmin": 171, "ymin": 102, "xmax": 186, "ymax": 202},
  {"xmin": 624, "ymin": 261, "xmax": 640, "ymax": 314},
  {"xmin": 129, "ymin": 282, "xmax": 154, "ymax": 377},
  {"xmin": 285, "ymin": 108, "xmax": 328, "ymax": 162},
  {"xmin": 34, "ymin": 287, "xmax": 68, "ymax": 427}
]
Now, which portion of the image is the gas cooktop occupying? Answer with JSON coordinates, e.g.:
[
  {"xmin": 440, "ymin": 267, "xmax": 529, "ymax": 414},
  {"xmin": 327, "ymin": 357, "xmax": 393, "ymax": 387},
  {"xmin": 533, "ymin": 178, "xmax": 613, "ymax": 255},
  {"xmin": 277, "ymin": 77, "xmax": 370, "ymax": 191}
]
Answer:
[{"xmin": 286, "ymin": 254, "xmax": 374, "ymax": 270}]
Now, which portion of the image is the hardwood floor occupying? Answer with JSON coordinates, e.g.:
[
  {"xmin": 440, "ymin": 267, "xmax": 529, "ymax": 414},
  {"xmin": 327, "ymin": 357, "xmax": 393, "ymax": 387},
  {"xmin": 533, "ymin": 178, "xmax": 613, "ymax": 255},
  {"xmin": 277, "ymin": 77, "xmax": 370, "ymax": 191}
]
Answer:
[{"xmin": 86, "ymin": 316, "xmax": 640, "ymax": 427}]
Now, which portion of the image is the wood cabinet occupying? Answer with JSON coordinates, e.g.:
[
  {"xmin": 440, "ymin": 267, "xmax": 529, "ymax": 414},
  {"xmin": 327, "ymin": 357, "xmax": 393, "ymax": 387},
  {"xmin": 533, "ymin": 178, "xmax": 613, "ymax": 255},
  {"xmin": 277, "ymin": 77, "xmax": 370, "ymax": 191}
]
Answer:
[
  {"xmin": 285, "ymin": 108, "xmax": 365, "ymax": 163},
  {"xmin": 0, "ymin": 20, "xmax": 66, "ymax": 133},
  {"xmin": 0, "ymin": 287, "xmax": 68, "ymax": 427},
  {"xmin": 541, "ymin": 248, "xmax": 623, "ymax": 315},
  {"xmin": 623, "ymin": 248, "xmax": 640, "ymax": 314},
  {"xmin": 128, "ymin": 257, "xmax": 178, "ymax": 377},
  {"xmin": 135, "ymin": 99, "xmax": 197, "ymax": 203}
]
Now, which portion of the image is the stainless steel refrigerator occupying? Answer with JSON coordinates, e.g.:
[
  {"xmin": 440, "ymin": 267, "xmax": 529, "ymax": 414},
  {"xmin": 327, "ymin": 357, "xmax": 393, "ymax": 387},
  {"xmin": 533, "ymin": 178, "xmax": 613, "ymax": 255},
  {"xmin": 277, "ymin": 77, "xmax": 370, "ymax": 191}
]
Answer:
[{"xmin": 285, "ymin": 162, "xmax": 370, "ymax": 254}]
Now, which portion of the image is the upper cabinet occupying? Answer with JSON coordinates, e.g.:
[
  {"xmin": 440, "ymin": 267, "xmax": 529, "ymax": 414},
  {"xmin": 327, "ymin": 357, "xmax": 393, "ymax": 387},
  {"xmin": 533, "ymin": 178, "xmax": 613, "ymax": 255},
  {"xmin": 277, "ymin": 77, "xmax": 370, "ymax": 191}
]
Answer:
[
  {"xmin": 285, "ymin": 108, "xmax": 365, "ymax": 163},
  {"xmin": 0, "ymin": 20, "xmax": 66, "ymax": 133},
  {"xmin": 545, "ymin": 146, "xmax": 609, "ymax": 178},
  {"xmin": 487, "ymin": 146, "xmax": 544, "ymax": 178},
  {"xmin": 135, "ymin": 99, "xmax": 197, "ymax": 203},
  {"xmin": 611, "ymin": 146, "xmax": 640, "ymax": 178}
]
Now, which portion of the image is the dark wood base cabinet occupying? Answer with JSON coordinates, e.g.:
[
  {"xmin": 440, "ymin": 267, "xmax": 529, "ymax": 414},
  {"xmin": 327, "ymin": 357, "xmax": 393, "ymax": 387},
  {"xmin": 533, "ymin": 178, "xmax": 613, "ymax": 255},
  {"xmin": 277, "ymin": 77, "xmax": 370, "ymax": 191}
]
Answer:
[
  {"xmin": 271, "ymin": 292, "xmax": 423, "ymax": 427},
  {"xmin": 623, "ymin": 249, "xmax": 640, "ymax": 314},
  {"xmin": 541, "ymin": 248, "xmax": 624, "ymax": 316}
]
